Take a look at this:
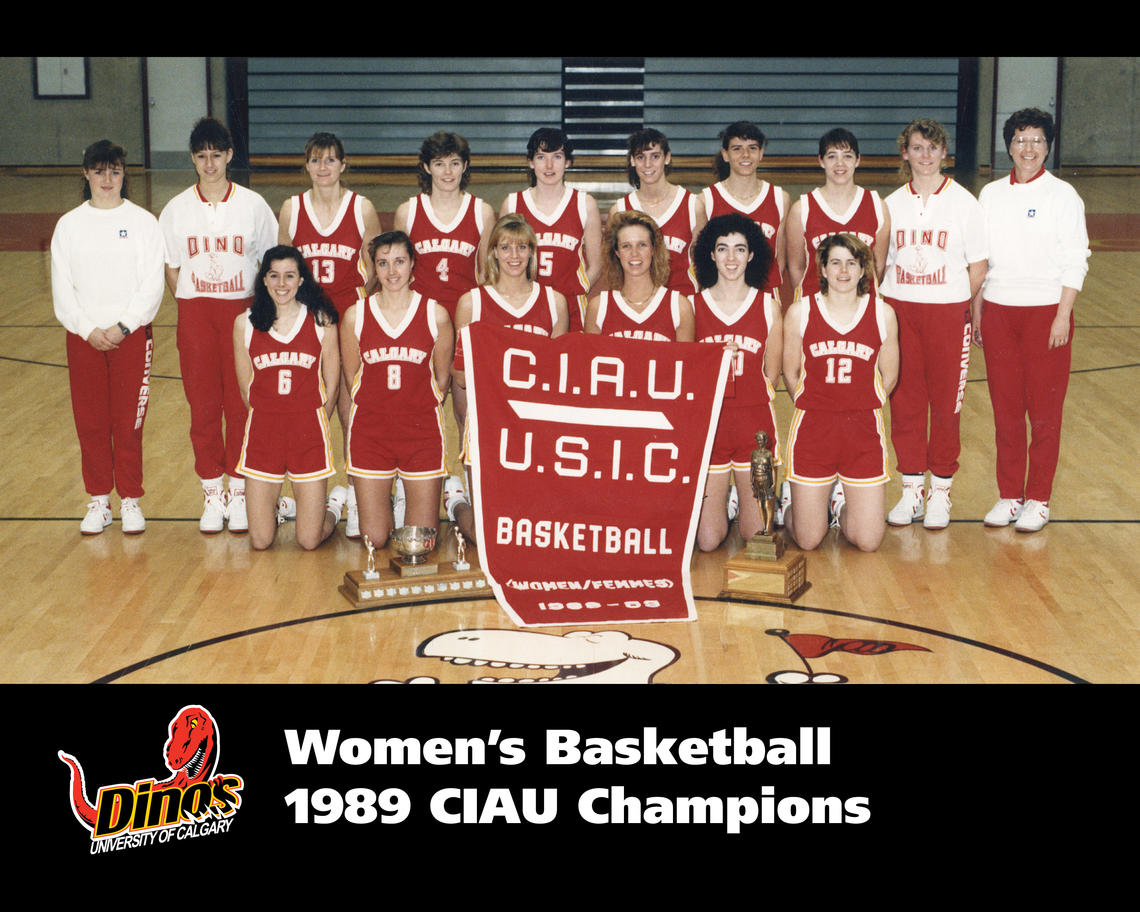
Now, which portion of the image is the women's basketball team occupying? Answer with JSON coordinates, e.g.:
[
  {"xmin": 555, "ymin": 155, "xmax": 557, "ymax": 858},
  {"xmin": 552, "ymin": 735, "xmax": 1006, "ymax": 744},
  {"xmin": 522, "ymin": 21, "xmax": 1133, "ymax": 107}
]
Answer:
[{"xmin": 51, "ymin": 109, "xmax": 1089, "ymax": 552}]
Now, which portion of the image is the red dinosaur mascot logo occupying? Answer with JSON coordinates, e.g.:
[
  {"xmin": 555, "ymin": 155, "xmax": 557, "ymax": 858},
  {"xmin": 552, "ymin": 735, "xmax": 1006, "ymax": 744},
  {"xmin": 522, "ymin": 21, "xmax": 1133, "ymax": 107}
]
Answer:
[{"xmin": 59, "ymin": 704, "xmax": 243, "ymax": 842}]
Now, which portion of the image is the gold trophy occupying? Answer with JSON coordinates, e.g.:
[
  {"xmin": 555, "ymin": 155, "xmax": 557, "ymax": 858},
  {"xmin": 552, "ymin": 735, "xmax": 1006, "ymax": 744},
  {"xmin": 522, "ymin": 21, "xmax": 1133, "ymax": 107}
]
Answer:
[
  {"xmin": 340, "ymin": 522, "xmax": 489, "ymax": 610},
  {"xmin": 721, "ymin": 431, "xmax": 809, "ymax": 603}
]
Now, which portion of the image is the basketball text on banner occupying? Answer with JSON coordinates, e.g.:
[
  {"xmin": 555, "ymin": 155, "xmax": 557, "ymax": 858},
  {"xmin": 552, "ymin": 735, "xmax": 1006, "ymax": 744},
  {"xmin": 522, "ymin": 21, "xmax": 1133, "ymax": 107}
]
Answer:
[{"xmin": 463, "ymin": 321, "xmax": 731, "ymax": 626}]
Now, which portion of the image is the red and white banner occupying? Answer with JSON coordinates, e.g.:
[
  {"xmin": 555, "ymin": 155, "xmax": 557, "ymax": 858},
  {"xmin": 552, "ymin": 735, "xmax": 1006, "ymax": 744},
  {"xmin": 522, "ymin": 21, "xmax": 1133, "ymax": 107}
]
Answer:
[{"xmin": 463, "ymin": 322, "xmax": 730, "ymax": 627}]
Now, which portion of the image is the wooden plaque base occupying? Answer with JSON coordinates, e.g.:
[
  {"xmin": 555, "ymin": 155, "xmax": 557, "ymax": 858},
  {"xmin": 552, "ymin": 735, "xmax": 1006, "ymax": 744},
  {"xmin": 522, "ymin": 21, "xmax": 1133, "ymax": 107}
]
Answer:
[
  {"xmin": 341, "ymin": 550, "xmax": 490, "ymax": 610},
  {"xmin": 721, "ymin": 535, "xmax": 809, "ymax": 603},
  {"xmin": 388, "ymin": 556, "xmax": 440, "ymax": 577}
]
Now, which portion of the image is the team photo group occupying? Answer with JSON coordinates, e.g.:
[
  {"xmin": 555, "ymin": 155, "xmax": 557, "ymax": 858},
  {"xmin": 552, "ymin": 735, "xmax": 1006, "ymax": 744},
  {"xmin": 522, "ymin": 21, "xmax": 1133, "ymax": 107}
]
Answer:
[{"xmin": 50, "ymin": 107, "xmax": 1090, "ymax": 563}]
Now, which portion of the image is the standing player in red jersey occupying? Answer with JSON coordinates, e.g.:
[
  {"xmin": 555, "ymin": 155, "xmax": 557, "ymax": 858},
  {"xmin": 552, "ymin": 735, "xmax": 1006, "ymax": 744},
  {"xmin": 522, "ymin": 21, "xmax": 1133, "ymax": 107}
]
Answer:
[
  {"xmin": 160, "ymin": 117, "xmax": 278, "ymax": 535},
  {"xmin": 691, "ymin": 214, "xmax": 782, "ymax": 551},
  {"xmin": 701, "ymin": 122, "xmax": 789, "ymax": 298},
  {"xmin": 609, "ymin": 128, "xmax": 707, "ymax": 298},
  {"xmin": 233, "ymin": 246, "xmax": 345, "ymax": 551},
  {"xmin": 781, "ymin": 234, "xmax": 898, "ymax": 552},
  {"xmin": 278, "ymin": 132, "xmax": 382, "ymax": 539},
  {"xmin": 394, "ymin": 132, "xmax": 494, "ymax": 448},
  {"xmin": 340, "ymin": 231, "xmax": 454, "ymax": 551},
  {"xmin": 501, "ymin": 127, "xmax": 602, "ymax": 332},
  {"xmin": 444, "ymin": 213, "xmax": 570, "ymax": 542},
  {"xmin": 787, "ymin": 129, "xmax": 890, "ymax": 300},
  {"xmin": 585, "ymin": 210, "xmax": 695, "ymax": 342}
]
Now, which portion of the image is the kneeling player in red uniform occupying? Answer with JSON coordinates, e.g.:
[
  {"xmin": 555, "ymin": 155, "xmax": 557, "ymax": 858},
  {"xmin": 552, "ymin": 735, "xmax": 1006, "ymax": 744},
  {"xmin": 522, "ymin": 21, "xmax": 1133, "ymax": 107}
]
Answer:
[
  {"xmin": 692, "ymin": 213, "xmax": 782, "ymax": 550},
  {"xmin": 341, "ymin": 231, "xmax": 454, "ymax": 551},
  {"xmin": 233, "ymin": 246, "xmax": 345, "ymax": 550},
  {"xmin": 445, "ymin": 213, "xmax": 571, "ymax": 542},
  {"xmin": 781, "ymin": 234, "xmax": 898, "ymax": 552}
]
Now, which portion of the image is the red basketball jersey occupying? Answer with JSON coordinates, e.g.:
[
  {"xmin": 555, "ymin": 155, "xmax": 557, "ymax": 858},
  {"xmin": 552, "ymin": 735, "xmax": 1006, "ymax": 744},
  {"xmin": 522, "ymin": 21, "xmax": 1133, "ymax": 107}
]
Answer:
[
  {"xmin": 506, "ymin": 187, "xmax": 588, "ymax": 330},
  {"xmin": 350, "ymin": 292, "xmax": 442, "ymax": 415},
  {"xmin": 799, "ymin": 188, "xmax": 884, "ymax": 296},
  {"xmin": 701, "ymin": 181, "xmax": 784, "ymax": 293},
  {"xmin": 406, "ymin": 193, "xmax": 485, "ymax": 315},
  {"xmin": 287, "ymin": 190, "xmax": 367, "ymax": 314},
  {"xmin": 470, "ymin": 284, "xmax": 559, "ymax": 336},
  {"xmin": 243, "ymin": 309, "xmax": 327, "ymax": 412},
  {"xmin": 594, "ymin": 288, "xmax": 683, "ymax": 341},
  {"xmin": 619, "ymin": 188, "xmax": 699, "ymax": 296},
  {"xmin": 454, "ymin": 284, "xmax": 560, "ymax": 371},
  {"xmin": 694, "ymin": 287, "xmax": 775, "ymax": 407},
  {"xmin": 793, "ymin": 292, "xmax": 887, "ymax": 411}
]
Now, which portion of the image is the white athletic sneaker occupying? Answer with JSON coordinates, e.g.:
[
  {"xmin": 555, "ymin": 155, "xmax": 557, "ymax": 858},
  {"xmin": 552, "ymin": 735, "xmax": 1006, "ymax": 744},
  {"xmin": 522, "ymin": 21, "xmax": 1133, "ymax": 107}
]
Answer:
[
  {"xmin": 1015, "ymin": 499, "xmax": 1049, "ymax": 533},
  {"xmin": 225, "ymin": 487, "xmax": 248, "ymax": 534},
  {"xmin": 443, "ymin": 475, "xmax": 469, "ymax": 523},
  {"xmin": 345, "ymin": 486, "xmax": 360, "ymax": 539},
  {"xmin": 327, "ymin": 485, "xmax": 349, "ymax": 523},
  {"xmin": 984, "ymin": 498, "xmax": 1024, "ymax": 528},
  {"xmin": 276, "ymin": 496, "xmax": 297, "ymax": 525},
  {"xmin": 775, "ymin": 481, "xmax": 791, "ymax": 528},
  {"xmin": 888, "ymin": 475, "xmax": 925, "ymax": 526},
  {"xmin": 80, "ymin": 497, "xmax": 112, "ymax": 535},
  {"xmin": 200, "ymin": 485, "xmax": 226, "ymax": 534},
  {"xmin": 120, "ymin": 497, "xmax": 146, "ymax": 534},
  {"xmin": 727, "ymin": 485, "xmax": 739, "ymax": 522},
  {"xmin": 829, "ymin": 481, "xmax": 845, "ymax": 529},
  {"xmin": 923, "ymin": 478, "xmax": 953, "ymax": 531},
  {"xmin": 393, "ymin": 477, "xmax": 407, "ymax": 529}
]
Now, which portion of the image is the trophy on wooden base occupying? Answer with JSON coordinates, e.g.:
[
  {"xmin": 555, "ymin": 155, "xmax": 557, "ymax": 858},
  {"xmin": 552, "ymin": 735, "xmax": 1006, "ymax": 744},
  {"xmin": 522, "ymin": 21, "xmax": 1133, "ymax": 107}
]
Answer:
[
  {"xmin": 340, "ymin": 523, "xmax": 489, "ymax": 610},
  {"xmin": 721, "ymin": 430, "xmax": 810, "ymax": 603},
  {"xmin": 389, "ymin": 526, "xmax": 439, "ymax": 577}
]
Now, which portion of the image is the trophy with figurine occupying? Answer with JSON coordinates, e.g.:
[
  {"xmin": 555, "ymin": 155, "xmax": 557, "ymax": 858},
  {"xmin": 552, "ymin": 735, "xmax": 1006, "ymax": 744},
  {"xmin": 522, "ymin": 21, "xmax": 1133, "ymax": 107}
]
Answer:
[{"xmin": 721, "ymin": 431, "xmax": 809, "ymax": 603}]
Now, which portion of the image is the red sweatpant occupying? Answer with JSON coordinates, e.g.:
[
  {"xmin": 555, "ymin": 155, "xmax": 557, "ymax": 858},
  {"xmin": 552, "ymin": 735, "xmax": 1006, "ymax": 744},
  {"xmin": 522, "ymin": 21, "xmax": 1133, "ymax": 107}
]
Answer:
[
  {"xmin": 887, "ymin": 297, "xmax": 972, "ymax": 478},
  {"xmin": 66, "ymin": 326, "xmax": 154, "ymax": 498},
  {"xmin": 980, "ymin": 300, "xmax": 1072, "ymax": 503},
  {"xmin": 177, "ymin": 296, "xmax": 250, "ymax": 480}
]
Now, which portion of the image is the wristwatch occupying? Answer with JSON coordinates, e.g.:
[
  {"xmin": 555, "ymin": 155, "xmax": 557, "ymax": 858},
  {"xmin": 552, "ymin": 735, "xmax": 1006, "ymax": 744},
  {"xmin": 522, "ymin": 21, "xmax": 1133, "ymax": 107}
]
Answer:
[{"xmin": 117, "ymin": 322, "xmax": 132, "ymax": 336}]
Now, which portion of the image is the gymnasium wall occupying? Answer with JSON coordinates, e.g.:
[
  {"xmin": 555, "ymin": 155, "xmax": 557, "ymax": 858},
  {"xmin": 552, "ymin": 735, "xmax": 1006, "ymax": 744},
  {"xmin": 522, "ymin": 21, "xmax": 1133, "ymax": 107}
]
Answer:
[{"xmin": 0, "ymin": 57, "xmax": 1133, "ymax": 168}]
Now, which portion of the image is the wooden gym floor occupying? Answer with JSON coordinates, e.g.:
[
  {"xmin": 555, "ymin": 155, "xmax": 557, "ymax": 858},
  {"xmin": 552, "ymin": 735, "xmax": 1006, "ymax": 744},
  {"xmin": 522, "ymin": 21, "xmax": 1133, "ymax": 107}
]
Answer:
[{"xmin": 1, "ymin": 165, "xmax": 1137, "ymax": 684}]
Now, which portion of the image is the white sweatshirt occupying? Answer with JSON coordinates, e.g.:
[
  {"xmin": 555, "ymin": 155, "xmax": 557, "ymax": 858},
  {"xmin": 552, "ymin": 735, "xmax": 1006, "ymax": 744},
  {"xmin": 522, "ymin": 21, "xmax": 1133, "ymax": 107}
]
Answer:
[
  {"xmin": 51, "ymin": 199, "xmax": 165, "ymax": 339},
  {"xmin": 979, "ymin": 169, "xmax": 1090, "ymax": 307}
]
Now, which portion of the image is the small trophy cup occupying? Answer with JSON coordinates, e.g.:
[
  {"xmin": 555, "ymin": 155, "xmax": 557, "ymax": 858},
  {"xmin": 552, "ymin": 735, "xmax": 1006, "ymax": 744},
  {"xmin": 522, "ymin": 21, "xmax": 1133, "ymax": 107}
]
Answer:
[
  {"xmin": 721, "ymin": 430, "xmax": 809, "ymax": 603},
  {"xmin": 389, "ymin": 526, "xmax": 439, "ymax": 577}
]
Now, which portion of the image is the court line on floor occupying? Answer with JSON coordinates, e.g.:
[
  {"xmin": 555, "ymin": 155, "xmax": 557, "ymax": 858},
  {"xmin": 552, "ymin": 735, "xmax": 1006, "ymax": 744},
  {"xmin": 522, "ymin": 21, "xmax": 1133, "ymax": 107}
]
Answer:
[{"xmin": 83, "ymin": 589, "xmax": 1089, "ymax": 683}]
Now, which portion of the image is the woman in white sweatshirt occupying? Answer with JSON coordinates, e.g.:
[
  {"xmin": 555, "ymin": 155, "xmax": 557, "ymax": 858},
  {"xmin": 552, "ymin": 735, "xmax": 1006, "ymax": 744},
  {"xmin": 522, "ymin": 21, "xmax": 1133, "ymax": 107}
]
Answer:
[
  {"xmin": 51, "ymin": 140, "xmax": 165, "ymax": 534},
  {"xmin": 972, "ymin": 108, "xmax": 1090, "ymax": 533}
]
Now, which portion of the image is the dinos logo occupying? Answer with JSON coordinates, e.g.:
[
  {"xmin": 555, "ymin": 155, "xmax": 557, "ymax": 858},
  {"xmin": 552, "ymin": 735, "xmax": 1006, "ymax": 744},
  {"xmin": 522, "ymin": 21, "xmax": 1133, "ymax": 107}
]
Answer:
[{"xmin": 58, "ymin": 704, "xmax": 243, "ymax": 851}]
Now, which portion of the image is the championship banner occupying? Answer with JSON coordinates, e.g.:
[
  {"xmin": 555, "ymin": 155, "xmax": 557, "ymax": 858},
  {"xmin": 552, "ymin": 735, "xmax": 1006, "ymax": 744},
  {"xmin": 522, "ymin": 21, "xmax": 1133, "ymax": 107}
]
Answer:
[{"xmin": 463, "ymin": 322, "xmax": 730, "ymax": 627}]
